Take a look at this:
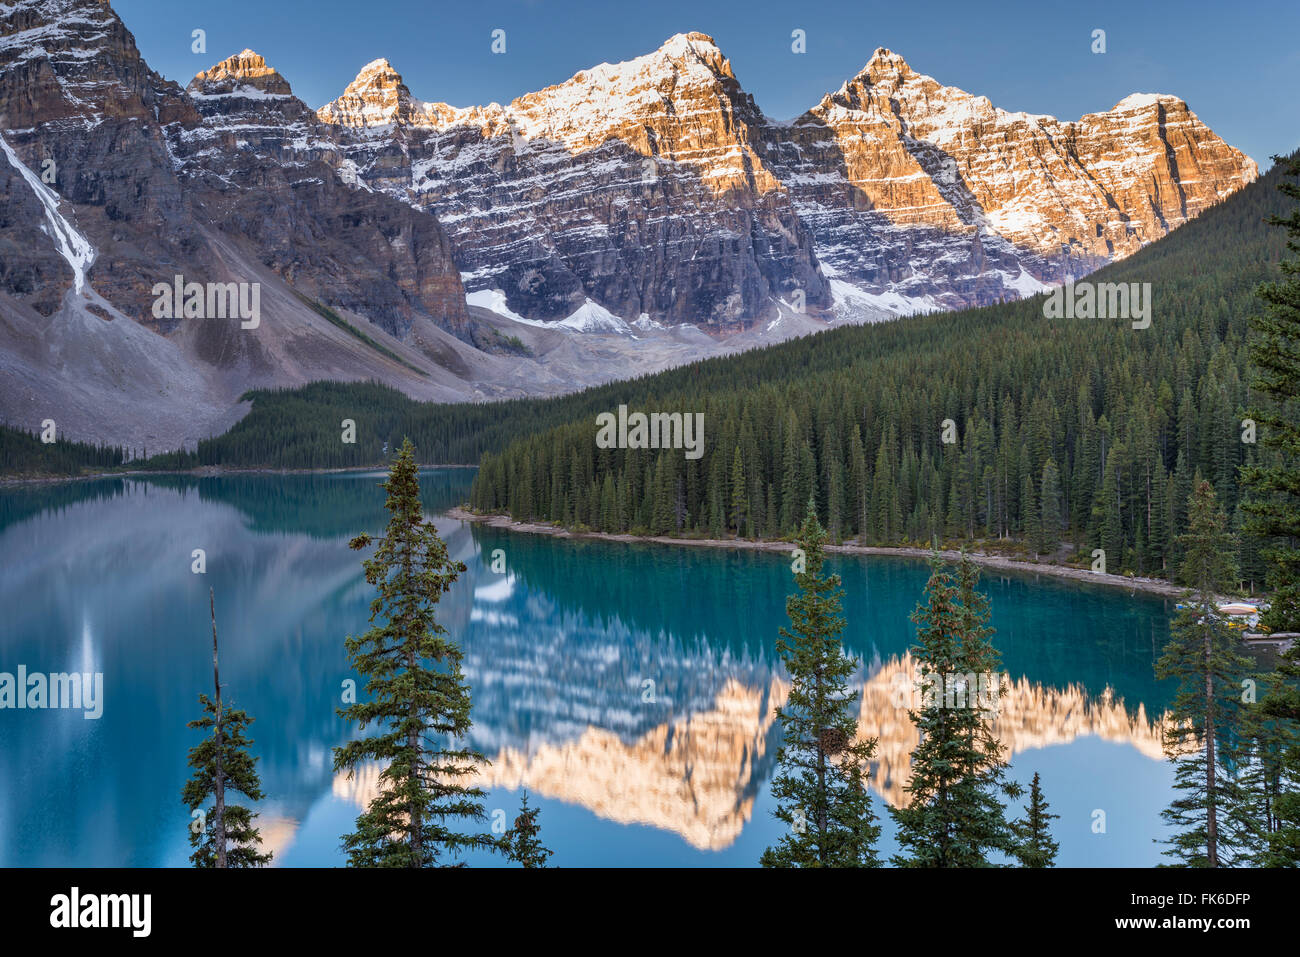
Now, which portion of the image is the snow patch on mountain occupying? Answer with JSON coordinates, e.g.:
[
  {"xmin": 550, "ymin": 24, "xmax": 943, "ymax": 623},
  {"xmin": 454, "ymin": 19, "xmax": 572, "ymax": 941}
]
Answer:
[
  {"xmin": 466, "ymin": 288, "xmax": 531, "ymax": 324},
  {"xmin": 829, "ymin": 278, "xmax": 938, "ymax": 322},
  {"xmin": 467, "ymin": 288, "xmax": 637, "ymax": 336},
  {"xmin": 1, "ymin": 132, "xmax": 94, "ymax": 293},
  {"xmin": 557, "ymin": 300, "xmax": 633, "ymax": 335},
  {"xmin": 1002, "ymin": 268, "xmax": 1051, "ymax": 297}
]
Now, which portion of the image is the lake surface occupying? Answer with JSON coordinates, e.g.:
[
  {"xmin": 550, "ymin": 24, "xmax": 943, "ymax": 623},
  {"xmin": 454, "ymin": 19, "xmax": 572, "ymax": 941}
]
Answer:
[{"xmin": 0, "ymin": 469, "xmax": 1187, "ymax": 866}]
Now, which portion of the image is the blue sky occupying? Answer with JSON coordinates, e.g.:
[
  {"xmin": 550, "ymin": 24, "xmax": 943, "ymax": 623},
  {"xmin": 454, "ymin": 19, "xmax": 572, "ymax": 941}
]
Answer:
[{"xmin": 113, "ymin": 0, "xmax": 1298, "ymax": 165}]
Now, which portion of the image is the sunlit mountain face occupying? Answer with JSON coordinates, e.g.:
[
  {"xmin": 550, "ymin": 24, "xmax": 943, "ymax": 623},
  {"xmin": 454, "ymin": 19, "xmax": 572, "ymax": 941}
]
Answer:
[{"xmin": 0, "ymin": 470, "xmax": 1185, "ymax": 866}]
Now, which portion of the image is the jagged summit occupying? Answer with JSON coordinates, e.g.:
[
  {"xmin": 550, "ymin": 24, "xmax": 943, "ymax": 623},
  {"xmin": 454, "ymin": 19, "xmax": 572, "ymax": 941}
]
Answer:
[
  {"xmin": 569, "ymin": 30, "xmax": 736, "ymax": 87},
  {"xmin": 188, "ymin": 49, "xmax": 293, "ymax": 96},
  {"xmin": 316, "ymin": 31, "xmax": 744, "ymax": 133},
  {"xmin": 662, "ymin": 30, "xmax": 719, "ymax": 48},
  {"xmin": 1113, "ymin": 92, "xmax": 1180, "ymax": 111},
  {"xmin": 653, "ymin": 31, "xmax": 727, "ymax": 64},
  {"xmin": 350, "ymin": 57, "xmax": 402, "ymax": 86},
  {"xmin": 861, "ymin": 47, "xmax": 911, "ymax": 77},
  {"xmin": 316, "ymin": 56, "xmax": 423, "ymax": 128}
]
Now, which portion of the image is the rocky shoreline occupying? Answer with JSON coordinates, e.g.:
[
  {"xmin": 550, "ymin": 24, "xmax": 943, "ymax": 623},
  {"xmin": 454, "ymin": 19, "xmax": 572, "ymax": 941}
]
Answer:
[{"xmin": 446, "ymin": 507, "xmax": 1190, "ymax": 599}]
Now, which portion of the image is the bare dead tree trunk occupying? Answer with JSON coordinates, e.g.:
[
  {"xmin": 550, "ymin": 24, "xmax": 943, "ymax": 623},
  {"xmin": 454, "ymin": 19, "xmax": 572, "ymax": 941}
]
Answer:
[{"xmin": 210, "ymin": 587, "xmax": 227, "ymax": 869}]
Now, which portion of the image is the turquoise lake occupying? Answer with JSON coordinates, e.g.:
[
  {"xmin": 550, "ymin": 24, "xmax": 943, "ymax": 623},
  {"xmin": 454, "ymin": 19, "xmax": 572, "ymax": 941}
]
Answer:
[{"xmin": 0, "ymin": 469, "xmax": 1194, "ymax": 866}]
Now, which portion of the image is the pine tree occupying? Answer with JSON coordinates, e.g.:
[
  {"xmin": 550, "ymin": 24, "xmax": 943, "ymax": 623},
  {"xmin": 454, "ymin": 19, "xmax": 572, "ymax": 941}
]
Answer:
[
  {"xmin": 1037, "ymin": 459, "xmax": 1063, "ymax": 556},
  {"xmin": 1238, "ymin": 671, "xmax": 1300, "ymax": 865},
  {"xmin": 183, "ymin": 697, "xmax": 271, "ymax": 867},
  {"xmin": 333, "ymin": 439, "xmax": 497, "ymax": 867},
  {"xmin": 504, "ymin": 790, "xmax": 553, "ymax": 868},
  {"xmin": 891, "ymin": 555, "xmax": 1021, "ymax": 866},
  {"xmin": 729, "ymin": 446, "xmax": 748, "ymax": 536},
  {"xmin": 1010, "ymin": 772, "xmax": 1059, "ymax": 867},
  {"xmin": 1156, "ymin": 480, "xmax": 1257, "ymax": 866},
  {"xmin": 182, "ymin": 589, "xmax": 270, "ymax": 868},
  {"xmin": 1241, "ymin": 155, "xmax": 1300, "ymax": 865},
  {"xmin": 1244, "ymin": 155, "xmax": 1300, "ymax": 632},
  {"xmin": 762, "ymin": 501, "xmax": 881, "ymax": 867}
]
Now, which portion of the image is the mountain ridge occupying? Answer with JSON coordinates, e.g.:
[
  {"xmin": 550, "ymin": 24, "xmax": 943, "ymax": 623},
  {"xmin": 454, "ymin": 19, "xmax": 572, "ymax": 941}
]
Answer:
[{"xmin": 0, "ymin": 0, "xmax": 1262, "ymax": 451}]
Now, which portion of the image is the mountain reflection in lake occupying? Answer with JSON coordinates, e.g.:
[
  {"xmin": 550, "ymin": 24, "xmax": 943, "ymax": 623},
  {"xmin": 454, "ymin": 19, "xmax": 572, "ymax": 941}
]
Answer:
[{"xmin": 0, "ymin": 470, "xmax": 1178, "ymax": 866}]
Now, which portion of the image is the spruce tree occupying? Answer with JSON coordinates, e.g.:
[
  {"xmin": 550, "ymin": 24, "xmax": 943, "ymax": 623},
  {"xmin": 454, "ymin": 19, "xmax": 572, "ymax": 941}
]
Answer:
[
  {"xmin": 1242, "ymin": 154, "xmax": 1300, "ymax": 866},
  {"xmin": 333, "ymin": 439, "xmax": 497, "ymax": 867},
  {"xmin": 505, "ymin": 791, "xmax": 553, "ymax": 867},
  {"xmin": 1010, "ymin": 772, "xmax": 1059, "ymax": 867},
  {"xmin": 1156, "ymin": 480, "xmax": 1257, "ymax": 866},
  {"xmin": 1238, "ymin": 672, "xmax": 1300, "ymax": 865},
  {"xmin": 1243, "ymin": 155, "xmax": 1300, "ymax": 631},
  {"xmin": 183, "ymin": 697, "xmax": 271, "ymax": 867},
  {"xmin": 729, "ymin": 446, "xmax": 748, "ymax": 536},
  {"xmin": 182, "ymin": 589, "xmax": 270, "ymax": 868},
  {"xmin": 891, "ymin": 555, "xmax": 1020, "ymax": 866},
  {"xmin": 1037, "ymin": 459, "xmax": 1063, "ymax": 556},
  {"xmin": 762, "ymin": 501, "xmax": 880, "ymax": 867}
]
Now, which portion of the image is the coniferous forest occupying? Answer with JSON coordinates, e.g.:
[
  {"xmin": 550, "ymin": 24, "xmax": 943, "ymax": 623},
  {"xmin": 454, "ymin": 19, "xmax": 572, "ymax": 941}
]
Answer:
[{"xmin": 467, "ymin": 156, "xmax": 1297, "ymax": 582}]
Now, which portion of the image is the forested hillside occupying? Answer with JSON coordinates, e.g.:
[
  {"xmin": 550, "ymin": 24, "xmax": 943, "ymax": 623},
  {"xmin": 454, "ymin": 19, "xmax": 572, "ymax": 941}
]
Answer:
[{"xmin": 468, "ymin": 156, "xmax": 1297, "ymax": 582}]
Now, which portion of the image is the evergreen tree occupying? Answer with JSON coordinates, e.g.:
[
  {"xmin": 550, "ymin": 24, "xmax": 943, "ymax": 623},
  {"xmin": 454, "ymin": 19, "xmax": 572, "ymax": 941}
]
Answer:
[
  {"xmin": 182, "ymin": 589, "xmax": 270, "ymax": 868},
  {"xmin": 1242, "ymin": 154, "xmax": 1300, "ymax": 865},
  {"xmin": 1156, "ymin": 480, "xmax": 1257, "ymax": 866},
  {"xmin": 504, "ymin": 791, "xmax": 553, "ymax": 868},
  {"xmin": 1037, "ymin": 459, "xmax": 1063, "ymax": 556},
  {"xmin": 891, "ymin": 555, "xmax": 1020, "ymax": 866},
  {"xmin": 1244, "ymin": 155, "xmax": 1300, "ymax": 631},
  {"xmin": 729, "ymin": 446, "xmax": 748, "ymax": 536},
  {"xmin": 333, "ymin": 439, "xmax": 497, "ymax": 867},
  {"xmin": 1010, "ymin": 772, "xmax": 1059, "ymax": 867},
  {"xmin": 1238, "ymin": 671, "xmax": 1300, "ymax": 865},
  {"xmin": 183, "ymin": 696, "xmax": 271, "ymax": 867},
  {"xmin": 762, "ymin": 501, "xmax": 881, "ymax": 867}
]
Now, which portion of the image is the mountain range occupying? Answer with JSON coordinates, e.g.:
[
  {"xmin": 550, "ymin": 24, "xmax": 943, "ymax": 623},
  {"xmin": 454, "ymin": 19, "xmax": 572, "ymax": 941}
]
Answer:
[{"xmin": 0, "ymin": 0, "xmax": 1258, "ymax": 449}]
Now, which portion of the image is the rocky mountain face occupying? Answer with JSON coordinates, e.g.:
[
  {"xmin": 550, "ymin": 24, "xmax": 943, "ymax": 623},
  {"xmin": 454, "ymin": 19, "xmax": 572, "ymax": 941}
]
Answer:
[
  {"xmin": 1, "ymin": 1, "xmax": 469, "ymax": 339},
  {"xmin": 763, "ymin": 49, "xmax": 1259, "ymax": 311},
  {"xmin": 0, "ymin": 0, "xmax": 197, "ymax": 317},
  {"xmin": 0, "ymin": 1, "xmax": 501, "ymax": 451},
  {"xmin": 318, "ymin": 34, "xmax": 830, "ymax": 328},
  {"xmin": 317, "ymin": 35, "xmax": 1255, "ymax": 323},
  {"xmin": 0, "ymin": 1, "xmax": 1260, "ymax": 448},
  {"xmin": 174, "ymin": 49, "xmax": 469, "ymax": 340}
]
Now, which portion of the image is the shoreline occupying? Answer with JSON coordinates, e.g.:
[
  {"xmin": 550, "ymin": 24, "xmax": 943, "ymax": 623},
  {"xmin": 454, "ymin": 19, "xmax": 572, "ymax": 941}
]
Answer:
[
  {"xmin": 0, "ymin": 462, "xmax": 477, "ymax": 488},
  {"xmin": 446, "ymin": 507, "xmax": 1190, "ymax": 599}
]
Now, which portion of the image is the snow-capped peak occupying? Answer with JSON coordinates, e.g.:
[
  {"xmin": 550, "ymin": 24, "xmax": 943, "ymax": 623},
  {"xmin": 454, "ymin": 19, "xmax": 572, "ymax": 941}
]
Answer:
[
  {"xmin": 861, "ymin": 47, "xmax": 911, "ymax": 78},
  {"xmin": 189, "ymin": 49, "xmax": 293, "ymax": 95},
  {"xmin": 317, "ymin": 57, "xmax": 424, "ymax": 128},
  {"xmin": 1113, "ymin": 92, "xmax": 1177, "ymax": 111},
  {"xmin": 352, "ymin": 58, "xmax": 400, "ymax": 85},
  {"xmin": 654, "ymin": 31, "xmax": 727, "ymax": 66}
]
